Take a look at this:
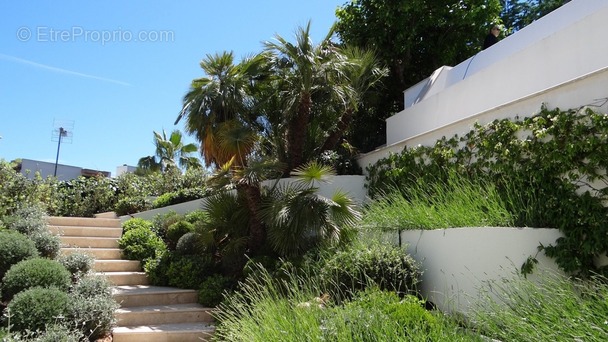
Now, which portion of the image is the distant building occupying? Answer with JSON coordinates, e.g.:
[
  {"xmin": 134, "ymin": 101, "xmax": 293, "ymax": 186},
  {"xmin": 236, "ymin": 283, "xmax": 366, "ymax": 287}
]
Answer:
[
  {"xmin": 15, "ymin": 158, "xmax": 110, "ymax": 181},
  {"xmin": 116, "ymin": 164, "xmax": 137, "ymax": 177}
]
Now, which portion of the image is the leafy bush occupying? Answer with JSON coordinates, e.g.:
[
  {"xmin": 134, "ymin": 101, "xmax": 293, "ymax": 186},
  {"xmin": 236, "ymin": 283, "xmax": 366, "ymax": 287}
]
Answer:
[
  {"xmin": 3, "ymin": 287, "xmax": 70, "ymax": 332},
  {"xmin": 143, "ymin": 251, "xmax": 172, "ymax": 286},
  {"xmin": 29, "ymin": 232, "xmax": 61, "ymax": 259},
  {"xmin": 319, "ymin": 243, "xmax": 421, "ymax": 297},
  {"xmin": 49, "ymin": 175, "xmax": 118, "ymax": 217},
  {"xmin": 114, "ymin": 196, "xmax": 151, "ymax": 216},
  {"xmin": 57, "ymin": 252, "xmax": 95, "ymax": 280},
  {"xmin": 118, "ymin": 226, "xmax": 166, "ymax": 261},
  {"xmin": 151, "ymin": 211, "xmax": 182, "ymax": 241},
  {"xmin": 1, "ymin": 258, "xmax": 71, "ymax": 301},
  {"xmin": 122, "ymin": 217, "xmax": 153, "ymax": 233},
  {"xmin": 0, "ymin": 230, "xmax": 39, "ymax": 280},
  {"xmin": 6, "ymin": 205, "xmax": 48, "ymax": 236},
  {"xmin": 152, "ymin": 188, "xmax": 209, "ymax": 209},
  {"xmin": 166, "ymin": 221, "xmax": 195, "ymax": 250},
  {"xmin": 0, "ymin": 160, "xmax": 55, "ymax": 217},
  {"xmin": 184, "ymin": 210, "xmax": 208, "ymax": 225},
  {"xmin": 166, "ymin": 255, "xmax": 214, "ymax": 289},
  {"xmin": 175, "ymin": 232, "xmax": 202, "ymax": 255},
  {"xmin": 67, "ymin": 276, "xmax": 117, "ymax": 340},
  {"xmin": 6, "ymin": 324, "xmax": 86, "ymax": 342},
  {"xmin": 198, "ymin": 274, "xmax": 235, "ymax": 307}
]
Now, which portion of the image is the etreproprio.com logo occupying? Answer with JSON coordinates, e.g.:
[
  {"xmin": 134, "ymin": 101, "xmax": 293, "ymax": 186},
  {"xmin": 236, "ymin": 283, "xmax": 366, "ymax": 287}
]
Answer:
[{"xmin": 16, "ymin": 26, "xmax": 175, "ymax": 45}]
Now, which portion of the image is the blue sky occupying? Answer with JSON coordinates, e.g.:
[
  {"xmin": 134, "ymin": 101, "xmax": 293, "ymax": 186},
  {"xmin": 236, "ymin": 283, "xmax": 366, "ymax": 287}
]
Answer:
[{"xmin": 0, "ymin": 1, "xmax": 344, "ymax": 176}]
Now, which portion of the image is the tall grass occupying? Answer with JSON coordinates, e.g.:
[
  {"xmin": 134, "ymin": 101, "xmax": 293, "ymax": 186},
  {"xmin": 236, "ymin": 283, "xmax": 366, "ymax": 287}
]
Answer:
[
  {"xmin": 472, "ymin": 272, "xmax": 608, "ymax": 341},
  {"xmin": 213, "ymin": 263, "xmax": 482, "ymax": 341},
  {"xmin": 362, "ymin": 174, "xmax": 514, "ymax": 230}
]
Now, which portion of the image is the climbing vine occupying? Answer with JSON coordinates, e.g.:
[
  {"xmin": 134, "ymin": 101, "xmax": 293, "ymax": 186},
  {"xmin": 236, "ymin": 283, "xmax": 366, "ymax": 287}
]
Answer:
[{"xmin": 366, "ymin": 105, "xmax": 608, "ymax": 276}]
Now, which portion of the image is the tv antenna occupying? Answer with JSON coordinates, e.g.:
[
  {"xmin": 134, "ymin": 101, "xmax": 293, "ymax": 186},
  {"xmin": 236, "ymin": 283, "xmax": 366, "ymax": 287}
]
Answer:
[{"xmin": 51, "ymin": 119, "xmax": 74, "ymax": 177}]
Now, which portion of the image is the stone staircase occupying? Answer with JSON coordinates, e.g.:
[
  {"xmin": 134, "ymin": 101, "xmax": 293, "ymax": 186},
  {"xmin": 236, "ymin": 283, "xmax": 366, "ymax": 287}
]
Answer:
[{"xmin": 48, "ymin": 214, "xmax": 216, "ymax": 342}]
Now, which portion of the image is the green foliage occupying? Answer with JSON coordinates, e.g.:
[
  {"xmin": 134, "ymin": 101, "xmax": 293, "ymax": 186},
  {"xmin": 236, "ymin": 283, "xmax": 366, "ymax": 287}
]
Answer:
[
  {"xmin": 0, "ymin": 231, "xmax": 39, "ymax": 280},
  {"xmin": 151, "ymin": 211, "xmax": 182, "ymax": 241},
  {"xmin": 143, "ymin": 250, "xmax": 172, "ymax": 286},
  {"xmin": 184, "ymin": 210, "xmax": 208, "ymax": 225},
  {"xmin": 6, "ymin": 205, "xmax": 48, "ymax": 236},
  {"xmin": 49, "ymin": 175, "xmax": 118, "ymax": 217},
  {"xmin": 28, "ymin": 232, "xmax": 61, "ymax": 259},
  {"xmin": 3, "ymin": 287, "xmax": 70, "ymax": 333},
  {"xmin": 67, "ymin": 275, "xmax": 117, "ymax": 340},
  {"xmin": 166, "ymin": 220, "xmax": 195, "ymax": 250},
  {"xmin": 166, "ymin": 255, "xmax": 214, "ymax": 289},
  {"xmin": 57, "ymin": 252, "xmax": 95, "ymax": 280},
  {"xmin": 122, "ymin": 217, "xmax": 153, "ymax": 233},
  {"xmin": 175, "ymin": 232, "xmax": 202, "ymax": 255},
  {"xmin": 335, "ymin": 0, "xmax": 503, "ymax": 152},
  {"xmin": 0, "ymin": 161, "xmax": 56, "ymax": 217},
  {"xmin": 118, "ymin": 226, "xmax": 166, "ymax": 261},
  {"xmin": 473, "ymin": 272, "xmax": 608, "ymax": 341},
  {"xmin": 362, "ymin": 173, "xmax": 514, "ymax": 230},
  {"xmin": 1, "ymin": 258, "xmax": 71, "ymax": 302},
  {"xmin": 366, "ymin": 106, "xmax": 608, "ymax": 276},
  {"xmin": 197, "ymin": 274, "xmax": 235, "ymax": 307},
  {"xmin": 151, "ymin": 187, "xmax": 209, "ymax": 209},
  {"xmin": 114, "ymin": 196, "xmax": 151, "ymax": 216},
  {"xmin": 319, "ymin": 242, "xmax": 421, "ymax": 297}
]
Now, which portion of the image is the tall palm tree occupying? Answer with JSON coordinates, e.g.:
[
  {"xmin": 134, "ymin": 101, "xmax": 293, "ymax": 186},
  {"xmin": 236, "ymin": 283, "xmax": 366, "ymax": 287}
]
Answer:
[
  {"xmin": 320, "ymin": 47, "xmax": 388, "ymax": 152},
  {"xmin": 264, "ymin": 21, "xmax": 345, "ymax": 174},
  {"xmin": 137, "ymin": 129, "xmax": 201, "ymax": 173},
  {"xmin": 175, "ymin": 52, "xmax": 267, "ymax": 168}
]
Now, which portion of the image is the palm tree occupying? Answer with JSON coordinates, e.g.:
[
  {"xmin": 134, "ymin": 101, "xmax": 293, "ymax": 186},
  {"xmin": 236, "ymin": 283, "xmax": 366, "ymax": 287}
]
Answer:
[
  {"xmin": 175, "ymin": 52, "xmax": 267, "ymax": 168},
  {"xmin": 320, "ymin": 47, "xmax": 387, "ymax": 152},
  {"xmin": 264, "ymin": 21, "xmax": 345, "ymax": 174},
  {"xmin": 137, "ymin": 129, "xmax": 201, "ymax": 173}
]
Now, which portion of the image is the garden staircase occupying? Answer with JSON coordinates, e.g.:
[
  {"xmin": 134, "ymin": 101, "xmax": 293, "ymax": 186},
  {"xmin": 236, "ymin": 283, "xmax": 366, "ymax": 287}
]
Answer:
[{"xmin": 48, "ymin": 214, "xmax": 216, "ymax": 342}]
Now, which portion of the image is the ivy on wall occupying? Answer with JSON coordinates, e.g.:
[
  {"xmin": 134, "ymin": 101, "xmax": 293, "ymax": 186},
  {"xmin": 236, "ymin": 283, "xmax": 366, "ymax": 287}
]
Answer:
[{"xmin": 366, "ymin": 105, "xmax": 608, "ymax": 276}]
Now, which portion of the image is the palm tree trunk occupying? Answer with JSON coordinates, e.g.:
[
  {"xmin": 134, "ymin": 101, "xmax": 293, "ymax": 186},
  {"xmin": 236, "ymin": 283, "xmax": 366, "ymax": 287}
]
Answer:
[
  {"xmin": 238, "ymin": 183, "xmax": 266, "ymax": 255},
  {"xmin": 286, "ymin": 93, "xmax": 312, "ymax": 175},
  {"xmin": 320, "ymin": 107, "xmax": 354, "ymax": 152}
]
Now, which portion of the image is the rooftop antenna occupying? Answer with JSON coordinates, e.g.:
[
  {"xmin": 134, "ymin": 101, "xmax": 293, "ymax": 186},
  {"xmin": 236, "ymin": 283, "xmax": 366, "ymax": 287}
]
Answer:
[{"xmin": 51, "ymin": 119, "xmax": 74, "ymax": 177}]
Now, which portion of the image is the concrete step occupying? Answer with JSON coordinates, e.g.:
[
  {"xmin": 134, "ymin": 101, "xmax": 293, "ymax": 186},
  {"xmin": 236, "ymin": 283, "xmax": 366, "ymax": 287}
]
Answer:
[
  {"xmin": 113, "ymin": 286, "xmax": 199, "ymax": 307},
  {"xmin": 94, "ymin": 211, "xmax": 118, "ymax": 219},
  {"xmin": 60, "ymin": 236, "xmax": 119, "ymax": 248},
  {"xmin": 112, "ymin": 323, "xmax": 215, "ymax": 342},
  {"xmin": 115, "ymin": 303, "xmax": 213, "ymax": 326},
  {"xmin": 61, "ymin": 247, "xmax": 122, "ymax": 260},
  {"xmin": 47, "ymin": 216, "xmax": 121, "ymax": 228},
  {"xmin": 102, "ymin": 272, "xmax": 149, "ymax": 286},
  {"xmin": 95, "ymin": 260, "xmax": 141, "ymax": 272},
  {"xmin": 49, "ymin": 225, "xmax": 123, "ymax": 238}
]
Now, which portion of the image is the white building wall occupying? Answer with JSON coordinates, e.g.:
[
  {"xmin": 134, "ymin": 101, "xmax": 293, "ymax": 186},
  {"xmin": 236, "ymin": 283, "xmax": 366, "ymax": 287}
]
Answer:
[{"xmin": 359, "ymin": 0, "xmax": 608, "ymax": 172}]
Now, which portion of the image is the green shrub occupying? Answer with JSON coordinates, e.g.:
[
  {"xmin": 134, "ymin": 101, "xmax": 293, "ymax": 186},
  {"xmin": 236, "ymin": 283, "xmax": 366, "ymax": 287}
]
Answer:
[
  {"xmin": 29, "ymin": 232, "xmax": 61, "ymax": 259},
  {"xmin": 184, "ymin": 210, "xmax": 208, "ymax": 225},
  {"xmin": 166, "ymin": 221, "xmax": 195, "ymax": 250},
  {"xmin": 114, "ymin": 196, "xmax": 151, "ymax": 216},
  {"xmin": 175, "ymin": 232, "xmax": 202, "ymax": 255},
  {"xmin": 57, "ymin": 252, "xmax": 95, "ymax": 279},
  {"xmin": 122, "ymin": 217, "xmax": 153, "ymax": 233},
  {"xmin": 152, "ymin": 188, "xmax": 208, "ymax": 209},
  {"xmin": 151, "ymin": 211, "xmax": 182, "ymax": 241},
  {"xmin": 118, "ymin": 226, "xmax": 166, "ymax": 261},
  {"xmin": 143, "ymin": 251, "xmax": 172, "ymax": 286},
  {"xmin": 9, "ymin": 324, "xmax": 86, "ymax": 342},
  {"xmin": 1, "ymin": 258, "xmax": 71, "ymax": 301},
  {"xmin": 0, "ymin": 230, "xmax": 39, "ymax": 280},
  {"xmin": 198, "ymin": 274, "xmax": 235, "ymax": 307},
  {"xmin": 3, "ymin": 287, "xmax": 70, "ymax": 332},
  {"xmin": 71, "ymin": 274, "xmax": 113, "ymax": 298},
  {"xmin": 50, "ymin": 176, "xmax": 118, "ymax": 217},
  {"xmin": 60, "ymin": 275, "xmax": 117, "ymax": 340},
  {"xmin": 319, "ymin": 243, "xmax": 421, "ymax": 297},
  {"xmin": 166, "ymin": 255, "xmax": 214, "ymax": 289},
  {"xmin": 6, "ymin": 205, "xmax": 48, "ymax": 236}
]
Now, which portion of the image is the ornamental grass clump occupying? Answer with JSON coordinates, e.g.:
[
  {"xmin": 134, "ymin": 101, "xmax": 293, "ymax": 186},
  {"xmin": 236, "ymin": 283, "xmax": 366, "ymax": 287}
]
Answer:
[
  {"xmin": 472, "ymin": 272, "xmax": 608, "ymax": 341},
  {"xmin": 362, "ymin": 173, "xmax": 514, "ymax": 231}
]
